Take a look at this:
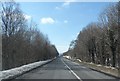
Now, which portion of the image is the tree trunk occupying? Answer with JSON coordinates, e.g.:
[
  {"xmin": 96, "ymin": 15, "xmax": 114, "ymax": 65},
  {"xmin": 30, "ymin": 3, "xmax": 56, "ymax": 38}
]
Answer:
[
  {"xmin": 91, "ymin": 50, "xmax": 95, "ymax": 63},
  {"xmin": 111, "ymin": 47, "xmax": 116, "ymax": 67}
]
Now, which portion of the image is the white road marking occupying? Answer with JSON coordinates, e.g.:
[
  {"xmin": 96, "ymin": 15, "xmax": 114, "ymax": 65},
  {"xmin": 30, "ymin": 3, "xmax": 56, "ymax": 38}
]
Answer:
[{"xmin": 61, "ymin": 59, "xmax": 83, "ymax": 81}]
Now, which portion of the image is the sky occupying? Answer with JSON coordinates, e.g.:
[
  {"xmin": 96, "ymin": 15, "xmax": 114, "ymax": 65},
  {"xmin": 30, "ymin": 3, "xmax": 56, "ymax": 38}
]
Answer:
[{"xmin": 18, "ymin": 1, "xmax": 115, "ymax": 53}]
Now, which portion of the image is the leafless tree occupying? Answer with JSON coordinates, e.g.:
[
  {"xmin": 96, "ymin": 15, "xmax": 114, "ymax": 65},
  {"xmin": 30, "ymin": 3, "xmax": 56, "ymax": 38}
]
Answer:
[
  {"xmin": 64, "ymin": 3, "xmax": 119, "ymax": 71},
  {"xmin": 1, "ymin": 1, "xmax": 59, "ymax": 70}
]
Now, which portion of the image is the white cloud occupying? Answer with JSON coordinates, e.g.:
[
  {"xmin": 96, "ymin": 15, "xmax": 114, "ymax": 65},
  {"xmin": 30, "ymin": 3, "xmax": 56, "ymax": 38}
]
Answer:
[
  {"xmin": 55, "ymin": 7, "xmax": 61, "ymax": 10},
  {"xmin": 40, "ymin": 17, "xmax": 55, "ymax": 24},
  {"xmin": 62, "ymin": 0, "xmax": 73, "ymax": 6},
  {"xmin": 55, "ymin": 0, "xmax": 76, "ymax": 10},
  {"xmin": 24, "ymin": 14, "xmax": 31, "ymax": 20},
  {"xmin": 77, "ymin": 32, "xmax": 79, "ymax": 35},
  {"xmin": 64, "ymin": 20, "xmax": 68, "ymax": 23},
  {"xmin": 62, "ymin": 0, "xmax": 76, "ymax": 7}
]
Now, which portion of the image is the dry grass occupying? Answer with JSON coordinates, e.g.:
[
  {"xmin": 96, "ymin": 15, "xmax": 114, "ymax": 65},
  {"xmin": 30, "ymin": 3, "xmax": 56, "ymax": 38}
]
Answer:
[
  {"xmin": 64, "ymin": 56, "xmax": 119, "ymax": 78},
  {"xmin": 79, "ymin": 61, "xmax": 119, "ymax": 78}
]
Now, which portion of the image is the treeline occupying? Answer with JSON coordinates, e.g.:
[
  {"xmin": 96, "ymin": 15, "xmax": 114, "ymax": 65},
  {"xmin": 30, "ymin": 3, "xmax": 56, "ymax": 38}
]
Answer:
[
  {"xmin": 1, "ymin": 2, "xmax": 59, "ymax": 70},
  {"xmin": 64, "ymin": 2, "xmax": 120, "ymax": 68}
]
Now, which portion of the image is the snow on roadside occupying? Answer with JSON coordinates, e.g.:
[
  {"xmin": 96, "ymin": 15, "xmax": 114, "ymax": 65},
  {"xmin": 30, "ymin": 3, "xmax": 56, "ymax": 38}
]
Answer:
[
  {"xmin": 104, "ymin": 66, "xmax": 116, "ymax": 70},
  {"xmin": 76, "ymin": 59, "xmax": 82, "ymax": 62},
  {"xmin": 0, "ymin": 59, "xmax": 52, "ymax": 80},
  {"xmin": 97, "ymin": 64, "xmax": 102, "ymax": 67},
  {"xmin": 63, "ymin": 56, "xmax": 71, "ymax": 59},
  {"xmin": 64, "ymin": 57, "xmax": 118, "ymax": 77}
]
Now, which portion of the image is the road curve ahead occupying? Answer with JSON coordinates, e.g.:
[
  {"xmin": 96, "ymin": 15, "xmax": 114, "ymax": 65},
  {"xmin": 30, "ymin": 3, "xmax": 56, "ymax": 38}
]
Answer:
[{"xmin": 7, "ymin": 57, "xmax": 119, "ymax": 81}]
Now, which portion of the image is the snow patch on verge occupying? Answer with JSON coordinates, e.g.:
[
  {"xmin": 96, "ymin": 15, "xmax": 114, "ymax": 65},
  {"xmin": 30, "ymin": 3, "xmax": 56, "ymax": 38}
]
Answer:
[
  {"xmin": 64, "ymin": 56, "xmax": 119, "ymax": 78},
  {"xmin": 97, "ymin": 64, "xmax": 102, "ymax": 67},
  {"xmin": 104, "ymin": 66, "xmax": 116, "ymax": 70},
  {"xmin": 63, "ymin": 56, "xmax": 71, "ymax": 59},
  {"xmin": 0, "ymin": 59, "xmax": 52, "ymax": 80},
  {"xmin": 76, "ymin": 59, "xmax": 82, "ymax": 62}
]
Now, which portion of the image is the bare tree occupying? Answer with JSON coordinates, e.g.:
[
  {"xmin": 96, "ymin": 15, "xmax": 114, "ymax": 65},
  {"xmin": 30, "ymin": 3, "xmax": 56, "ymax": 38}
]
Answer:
[
  {"xmin": 1, "ymin": 1, "xmax": 59, "ymax": 70},
  {"xmin": 99, "ymin": 4, "xmax": 118, "ymax": 67},
  {"xmin": 64, "ymin": 3, "xmax": 119, "ymax": 70}
]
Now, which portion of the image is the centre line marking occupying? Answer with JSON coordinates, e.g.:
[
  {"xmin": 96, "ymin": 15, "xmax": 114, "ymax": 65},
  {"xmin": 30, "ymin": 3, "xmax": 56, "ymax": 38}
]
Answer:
[{"xmin": 61, "ymin": 59, "xmax": 83, "ymax": 81}]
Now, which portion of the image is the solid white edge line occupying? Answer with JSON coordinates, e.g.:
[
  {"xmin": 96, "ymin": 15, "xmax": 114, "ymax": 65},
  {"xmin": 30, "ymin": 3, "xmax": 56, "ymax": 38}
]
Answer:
[{"xmin": 61, "ymin": 59, "xmax": 82, "ymax": 81}]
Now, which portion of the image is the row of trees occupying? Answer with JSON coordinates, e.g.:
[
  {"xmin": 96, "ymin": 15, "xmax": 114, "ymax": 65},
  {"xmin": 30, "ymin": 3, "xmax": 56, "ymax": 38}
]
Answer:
[
  {"xmin": 1, "ymin": 1, "xmax": 59, "ymax": 70},
  {"xmin": 64, "ymin": 2, "xmax": 119, "ymax": 68}
]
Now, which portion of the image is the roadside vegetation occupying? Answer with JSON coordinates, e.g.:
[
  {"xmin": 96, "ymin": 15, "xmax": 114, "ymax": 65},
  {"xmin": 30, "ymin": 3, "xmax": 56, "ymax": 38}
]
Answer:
[
  {"xmin": 1, "ymin": 1, "xmax": 59, "ymax": 70},
  {"xmin": 64, "ymin": 2, "xmax": 120, "ymax": 77}
]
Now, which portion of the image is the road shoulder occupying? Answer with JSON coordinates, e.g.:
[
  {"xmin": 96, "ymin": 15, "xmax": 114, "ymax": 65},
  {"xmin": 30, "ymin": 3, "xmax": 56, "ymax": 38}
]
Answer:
[{"xmin": 63, "ymin": 56, "xmax": 120, "ymax": 79}]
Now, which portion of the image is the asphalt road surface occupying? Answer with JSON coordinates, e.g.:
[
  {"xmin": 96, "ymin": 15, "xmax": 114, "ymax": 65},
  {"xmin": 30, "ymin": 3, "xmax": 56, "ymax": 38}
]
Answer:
[{"xmin": 9, "ymin": 57, "xmax": 119, "ymax": 81}]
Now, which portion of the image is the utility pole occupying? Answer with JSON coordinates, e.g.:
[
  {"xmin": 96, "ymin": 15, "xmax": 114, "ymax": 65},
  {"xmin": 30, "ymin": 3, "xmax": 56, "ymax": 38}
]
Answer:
[
  {"xmin": 0, "ymin": 12, "xmax": 2, "ymax": 71},
  {"xmin": 118, "ymin": 1, "xmax": 120, "ymax": 78}
]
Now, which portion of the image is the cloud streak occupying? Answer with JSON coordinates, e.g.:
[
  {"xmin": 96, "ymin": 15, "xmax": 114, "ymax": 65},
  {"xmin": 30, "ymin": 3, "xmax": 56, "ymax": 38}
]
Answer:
[
  {"xmin": 62, "ymin": 0, "xmax": 75, "ymax": 6},
  {"xmin": 24, "ymin": 14, "xmax": 31, "ymax": 20},
  {"xmin": 40, "ymin": 17, "xmax": 55, "ymax": 24},
  {"xmin": 64, "ymin": 20, "xmax": 68, "ymax": 23},
  {"xmin": 55, "ymin": 0, "xmax": 76, "ymax": 10}
]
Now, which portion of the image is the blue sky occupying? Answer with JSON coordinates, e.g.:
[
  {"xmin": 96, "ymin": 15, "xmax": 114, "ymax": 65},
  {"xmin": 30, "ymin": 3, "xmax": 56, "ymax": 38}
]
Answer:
[{"xmin": 19, "ymin": 2, "xmax": 114, "ymax": 53}]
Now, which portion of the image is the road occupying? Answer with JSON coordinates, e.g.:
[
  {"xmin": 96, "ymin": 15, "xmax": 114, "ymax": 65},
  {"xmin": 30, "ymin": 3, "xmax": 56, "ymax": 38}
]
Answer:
[{"xmin": 10, "ymin": 57, "xmax": 118, "ymax": 81}]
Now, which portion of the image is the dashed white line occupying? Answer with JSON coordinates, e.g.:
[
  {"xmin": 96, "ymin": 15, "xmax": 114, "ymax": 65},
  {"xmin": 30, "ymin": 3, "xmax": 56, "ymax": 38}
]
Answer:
[{"xmin": 61, "ymin": 59, "xmax": 83, "ymax": 81}]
